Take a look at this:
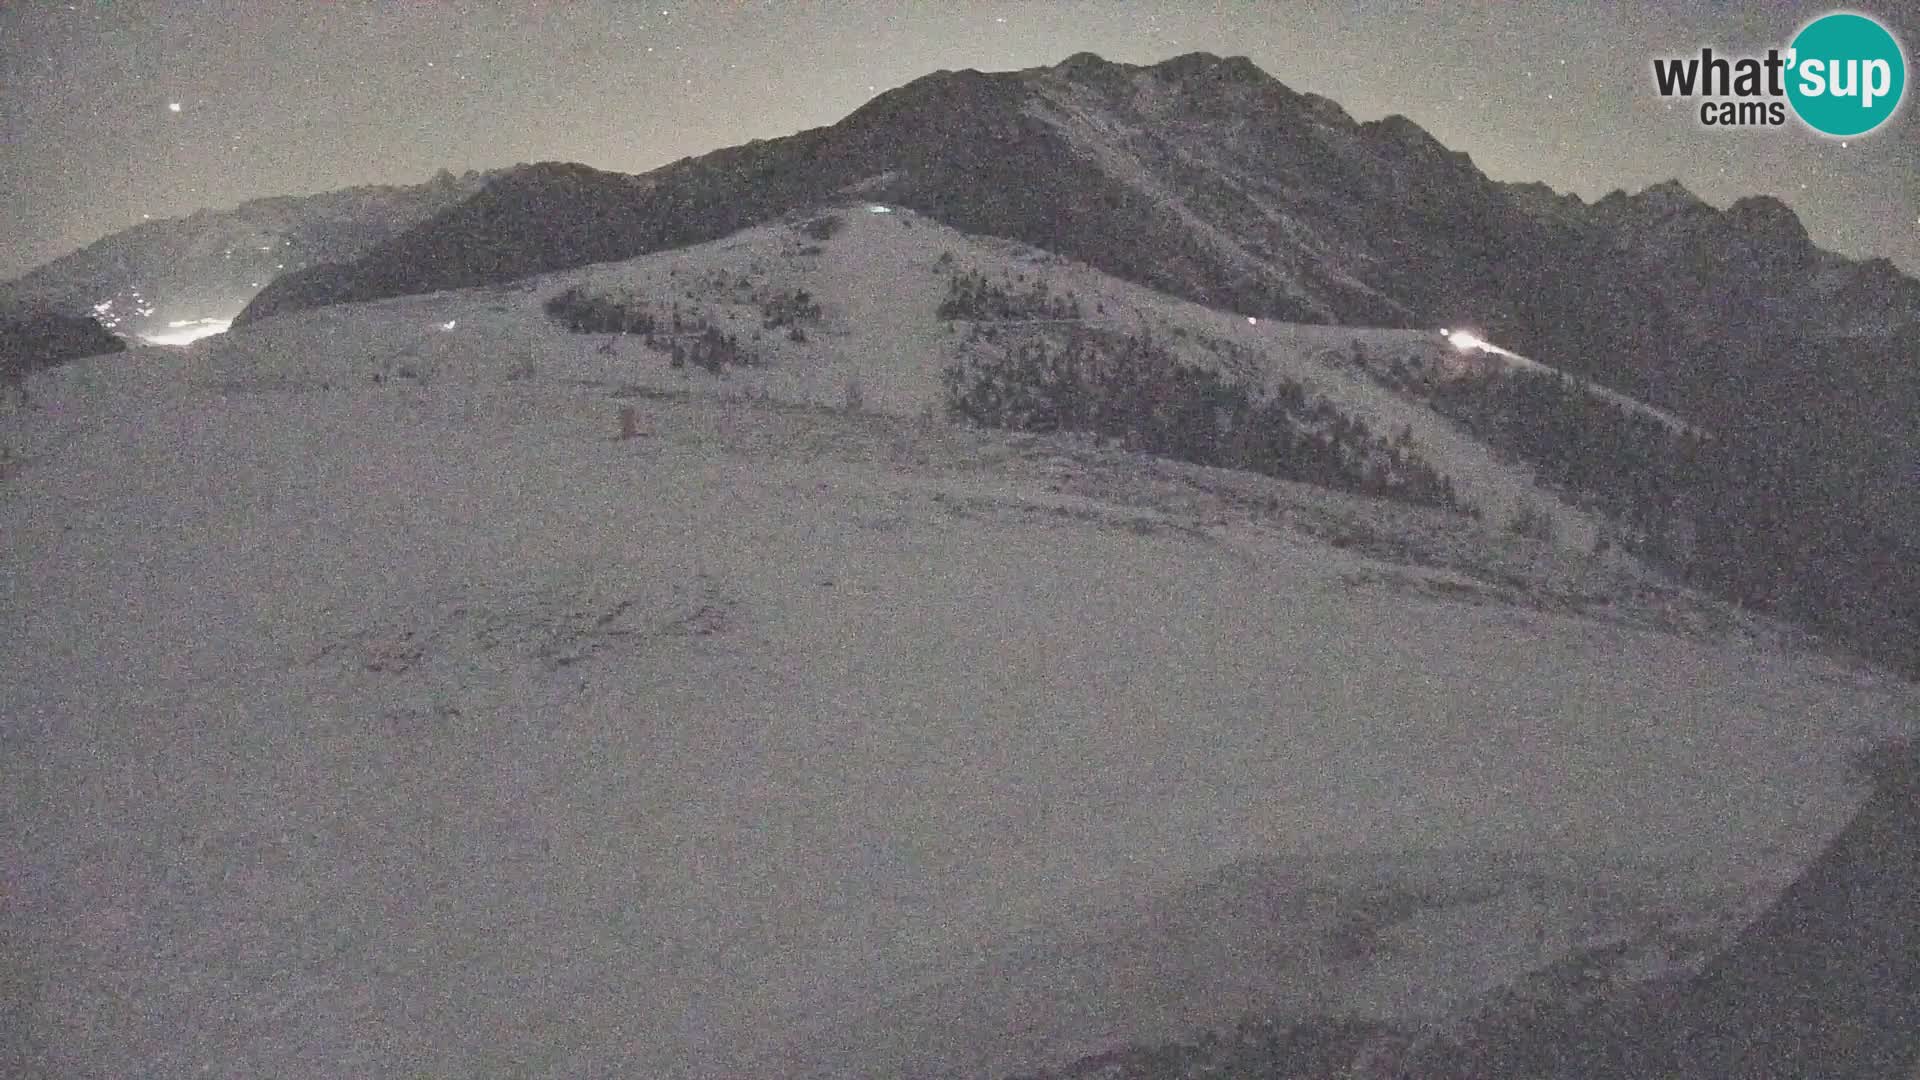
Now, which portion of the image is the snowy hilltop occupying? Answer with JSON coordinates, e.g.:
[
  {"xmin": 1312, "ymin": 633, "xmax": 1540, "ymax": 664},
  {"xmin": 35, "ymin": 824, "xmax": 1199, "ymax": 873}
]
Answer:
[{"xmin": 6, "ymin": 202, "xmax": 1916, "ymax": 1078}]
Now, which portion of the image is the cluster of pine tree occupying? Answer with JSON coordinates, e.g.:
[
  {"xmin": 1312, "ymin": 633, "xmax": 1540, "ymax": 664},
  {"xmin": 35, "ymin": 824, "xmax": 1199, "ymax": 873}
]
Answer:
[
  {"xmin": 545, "ymin": 288, "xmax": 758, "ymax": 373},
  {"xmin": 937, "ymin": 268, "xmax": 1083, "ymax": 322},
  {"xmin": 760, "ymin": 288, "xmax": 822, "ymax": 329},
  {"xmin": 1663, "ymin": 433, "xmax": 1920, "ymax": 672},
  {"xmin": 1421, "ymin": 359, "xmax": 1920, "ymax": 674},
  {"xmin": 1426, "ymin": 366, "xmax": 1702, "ymax": 533},
  {"xmin": 669, "ymin": 323, "xmax": 754, "ymax": 374},
  {"xmin": 543, "ymin": 288, "xmax": 657, "ymax": 336},
  {"xmin": 941, "ymin": 328, "xmax": 1465, "ymax": 512},
  {"xmin": 799, "ymin": 215, "xmax": 844, "ymax": 242}
]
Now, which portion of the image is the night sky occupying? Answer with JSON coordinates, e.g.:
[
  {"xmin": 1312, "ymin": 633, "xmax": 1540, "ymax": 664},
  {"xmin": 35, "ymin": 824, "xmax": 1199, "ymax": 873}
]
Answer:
[{"xmin": 3, "ymin": 0, "xmax": 1916, "ymax": 280}]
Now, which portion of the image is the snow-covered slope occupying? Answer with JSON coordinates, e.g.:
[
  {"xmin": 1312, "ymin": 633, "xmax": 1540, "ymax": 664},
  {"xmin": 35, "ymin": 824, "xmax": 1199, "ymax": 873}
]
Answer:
[
  {"xmin": 5, "ymin": 212, "xmax": 1915, "ymax": 1080},
  {"xmin": 203, "ymin": 208, "xmax": 1629, "ymax": 548}
]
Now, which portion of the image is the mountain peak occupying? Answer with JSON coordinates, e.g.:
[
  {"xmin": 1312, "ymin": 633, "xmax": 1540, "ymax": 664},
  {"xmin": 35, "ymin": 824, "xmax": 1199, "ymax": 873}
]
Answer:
[
  {"xmin": 1363, "ymin": 114, "xmax": 1481, "ymax": 180},
  {"xmin": 1055, "ymin": 51, "xmax": 1115, "ymax": 73},
  {"xmin": 1727, "ymin": 193, "xmax": 1792, "ymax": 215},
  {"xmin": 1634, "ymin": 179, "xmax": 1706, "ymax": 210},
  {"xmin": 1503, "ymin": 180, "xmax": 1593, "ymax": 230},
  {"xmin": 1047, "ymin": 51, "xmax": 1140, "ymax": 94},
  {"xmin": 1370, "ymin": 113, "xmax": 1442, "ymax": 146},
  {"xmin": 1151, "ymin": 51, "xmax": 1271, "ymax": 84},
  {"xmin": 1726, "ymin": 194, "xmax": 1812, "ymax": 253},
  {"xmin": 1507, "ymin": 180, "xmax": 1587, "ymax": 205}
]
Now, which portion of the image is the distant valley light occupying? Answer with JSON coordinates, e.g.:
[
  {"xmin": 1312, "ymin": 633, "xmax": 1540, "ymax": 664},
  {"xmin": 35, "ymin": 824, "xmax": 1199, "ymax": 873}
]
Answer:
[{"xmin": 141, "ymin": 317, "xmax": 232, "ymax": 346}]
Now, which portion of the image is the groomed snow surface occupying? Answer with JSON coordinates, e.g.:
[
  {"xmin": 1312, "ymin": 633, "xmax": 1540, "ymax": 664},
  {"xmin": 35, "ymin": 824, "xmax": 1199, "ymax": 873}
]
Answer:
[{"xmin": 5, "ymin": 210, "xmax": 1916, "ymax": 1079}]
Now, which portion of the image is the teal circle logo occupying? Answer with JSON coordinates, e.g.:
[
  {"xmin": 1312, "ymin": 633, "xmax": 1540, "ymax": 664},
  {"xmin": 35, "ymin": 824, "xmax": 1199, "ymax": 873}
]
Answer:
[{"xmin": 1786, "ymin": 12, "xmax": 1906, "ymax": 136}]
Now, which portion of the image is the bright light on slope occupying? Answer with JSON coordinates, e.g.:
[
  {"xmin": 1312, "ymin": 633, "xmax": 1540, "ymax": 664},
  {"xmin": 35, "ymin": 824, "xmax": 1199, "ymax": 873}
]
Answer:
[
  {"xmin": 142, "ymin": 318, "xmax": 232, "ymax": 346},
  {"xmin": 1441, "ymin": 328, "xmax": 1519, "ymax": 359}
]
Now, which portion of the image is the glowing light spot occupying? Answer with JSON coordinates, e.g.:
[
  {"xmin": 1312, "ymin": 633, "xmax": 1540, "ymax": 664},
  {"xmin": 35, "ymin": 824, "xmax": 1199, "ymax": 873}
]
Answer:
[
  {"xmin": 168, "ymin": 102, "xmax": 181, "ymax": 112},
  {"xmin": 1442, "ymin": 328, "xmax": 1522, "ymax": 359},
  {"xmin": 440, "ymin": 320, "xmax": 458, "ymax": 331},
  {"xmin": 141, "ymin": 318, "xmax": 232, "ymax": 346},
  {"xmin": 1247, "ymin": 316, "xmax": 1258, "ymax": 325},
  {"xmin": 866, "ymin": 204, "xmax": 892, "ymax": 214}
]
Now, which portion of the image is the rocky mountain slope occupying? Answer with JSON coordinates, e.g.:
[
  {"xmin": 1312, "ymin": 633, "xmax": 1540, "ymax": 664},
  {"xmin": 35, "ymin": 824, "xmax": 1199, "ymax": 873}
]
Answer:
[
  {"xmin": 235, "ymin": 52, "xmax": 1919, "ymax": 412},
  {"xmin": 0, "ymin": 168, "xmax": 497, "ymax": 341},
  {"xmin": 224, "ymin": 54, "xmax": 1920, "ymax": 678},
  {"xmin": 236, "ymin": 53, "xmax": 1512, "ymax": 329}
]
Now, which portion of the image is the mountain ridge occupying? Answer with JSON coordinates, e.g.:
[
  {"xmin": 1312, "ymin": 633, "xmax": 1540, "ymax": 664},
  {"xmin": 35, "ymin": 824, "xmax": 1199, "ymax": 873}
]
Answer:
[
  {"xmin": 0, "ymin": 168, "xmax": 500, "ymax": 340},
  {"xmin": 218, "ymin": 52, "xmax": 1920, "ymax": 674},
  {"xmin": 18, "ymin": 51, "xmax": 1920, "ymax": 673},
  {"xmin": 231, "ymin": 51, "xmax": 1920, "ymax": 362}
]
